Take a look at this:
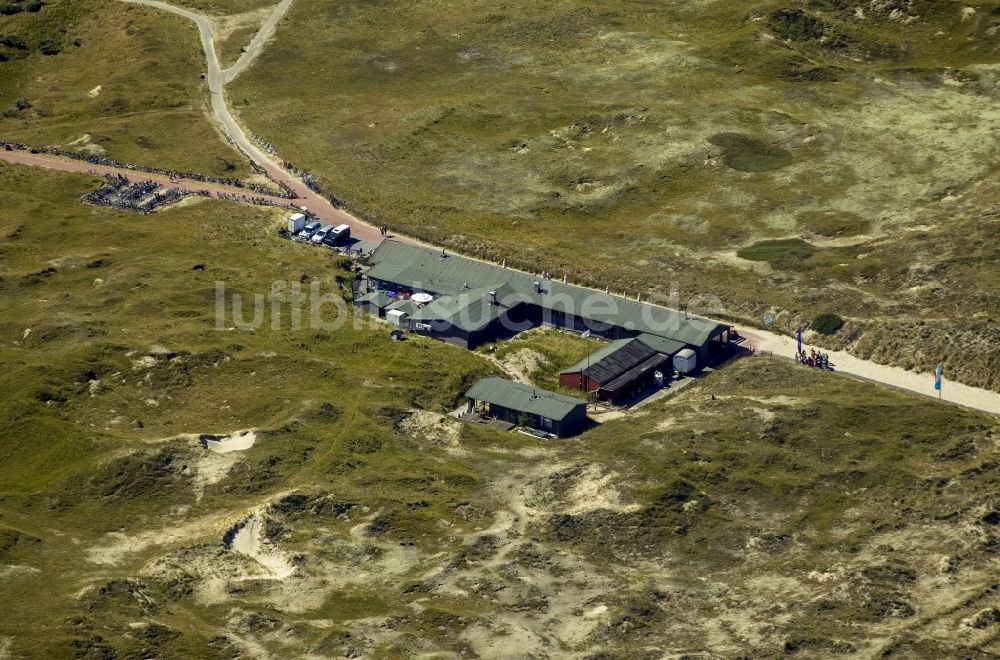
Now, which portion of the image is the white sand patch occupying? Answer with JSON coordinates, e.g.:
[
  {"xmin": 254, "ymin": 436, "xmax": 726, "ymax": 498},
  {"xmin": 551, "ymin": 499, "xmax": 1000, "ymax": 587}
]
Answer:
[
  {"xmin": 86, "ymin": 507, "xmax": 236, "ymax": 566},
  {"xmin": 584, "ymin": 604, "xmax": 608, "ymax": 618},
  {"xmin": 0, "ymin": 564, "xmax": 40, "ymax": 579},
  {"xmin": 202, "ymin": 429, "xmax": 256, "ymax": 453},
  {"xmin": 498, "ymin": 348, "xmax": 547, "ymax": 384},
  {"xmin": 398, "ymin": 411, "xmax": 464, "ymax": 455},
  {"xmin": 131, "ymin": 355, "xmax": 157, "ymax": 370},
  {"xmin": 66, "ymin": 133, "xmax": 106, "ymax": 156},
  {"xmin": 87, "ymin": 85, "xmax": 102, "ymax": 97},
  {"xmin": 191, "ymin": 432, "xmax": 255, "ymax": 500},
  {"xmin": 0, "ymin": 636, "xmax": 12, "ymax": 660},
  {"xmin": 227, "ymin": 513, "xmax": 295, "ymax": 579},
  {"xmin": 561, "ymin": 464, "xmax": 640, "ymax": 515}
]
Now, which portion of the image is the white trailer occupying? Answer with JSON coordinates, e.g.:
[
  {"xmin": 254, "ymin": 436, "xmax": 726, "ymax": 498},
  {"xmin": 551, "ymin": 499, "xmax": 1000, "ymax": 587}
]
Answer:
[
  {"xmin": 386, "ymin": 309, "xmax": 409, "ymax": 330},
  {"xmin": 672, "ymin": 348, "xmax": 697, "ymax": 375},
  {"xmin": 288, "ymin": 213, "xmax": 306, "ymax": 233}
]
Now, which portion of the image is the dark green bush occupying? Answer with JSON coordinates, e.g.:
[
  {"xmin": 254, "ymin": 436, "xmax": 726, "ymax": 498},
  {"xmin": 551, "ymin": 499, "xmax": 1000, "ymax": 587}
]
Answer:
[{"xmin": 812, "ymin": 312, "xmax": 844, "ymax": 335}]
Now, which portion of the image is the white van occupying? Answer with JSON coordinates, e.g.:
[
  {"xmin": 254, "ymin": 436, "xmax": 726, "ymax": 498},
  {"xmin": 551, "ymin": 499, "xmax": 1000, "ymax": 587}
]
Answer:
[{"xmin": 324, "ymin": 223, "xmax": 351, "ymax": 246}]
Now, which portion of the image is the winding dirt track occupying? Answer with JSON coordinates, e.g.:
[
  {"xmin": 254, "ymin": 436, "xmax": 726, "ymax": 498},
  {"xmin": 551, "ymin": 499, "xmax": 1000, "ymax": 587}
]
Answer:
[
  {"xmin": 2, "ymin": 0, "xmax": 997, "ymax": 415},
  {"xmin": 115, "ymin": 0, "xmax": 386, "ymax": 245}
]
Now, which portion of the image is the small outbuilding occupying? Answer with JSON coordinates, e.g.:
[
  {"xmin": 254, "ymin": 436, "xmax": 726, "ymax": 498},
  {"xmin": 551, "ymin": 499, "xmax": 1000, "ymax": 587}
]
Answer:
[
  {"xmin": 673, "ymin": 348, "xmax": 698, "ymax": 375},
  {"xmin": 465, "ymin": 377, "xmax": 587, "ymax": 438},
  {"xmin": 354, "ymin": 290, "xmax": 392, "ymax": 317},
  {"xmin": 559, "ymin": 335, "xmax": 679, "ymax": 404}
]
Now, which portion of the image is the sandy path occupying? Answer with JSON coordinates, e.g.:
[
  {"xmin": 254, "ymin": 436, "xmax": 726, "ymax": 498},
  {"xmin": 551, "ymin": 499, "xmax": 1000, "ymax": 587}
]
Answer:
[
  {"xmin": 116, "ymin": 0, "xmax": 387, "ymax": 246},
  {"xmin": 221, "ymin": 0, "xmax": 293, "ymax": 84},
  {"xmin": 739, "ymin": 328, "xmax": 1000, "ymax": 415},
  {"xmin": 0, "ymin": 150, "xmax": 293, "ymax": 201},
  {"xmin": 0, "ymin": 148, "xmax": 389, "ymax": 243}
]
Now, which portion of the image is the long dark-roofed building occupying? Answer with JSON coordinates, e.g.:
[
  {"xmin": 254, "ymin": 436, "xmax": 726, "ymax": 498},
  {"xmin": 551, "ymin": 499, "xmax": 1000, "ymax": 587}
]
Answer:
[{"xmin": 361, "ymin": 240, "xmax": 731, "ymax": 366}]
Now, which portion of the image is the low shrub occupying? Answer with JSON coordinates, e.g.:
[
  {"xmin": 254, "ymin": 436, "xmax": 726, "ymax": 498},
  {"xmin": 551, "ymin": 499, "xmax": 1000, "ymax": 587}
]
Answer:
[{"xmin": 812, "ymin": 312, "xmax": 845, "ymax": 335}]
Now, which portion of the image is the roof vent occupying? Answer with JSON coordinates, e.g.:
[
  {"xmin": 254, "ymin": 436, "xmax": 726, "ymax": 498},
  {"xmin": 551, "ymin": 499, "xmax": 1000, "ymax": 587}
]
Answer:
[
  {"xmin": 489, "ymin": 290, "xmax": 497, "ymax": 305},
  {"xmin": 533, "ymin": 280, "xmax": 541, "ymax": 294}
]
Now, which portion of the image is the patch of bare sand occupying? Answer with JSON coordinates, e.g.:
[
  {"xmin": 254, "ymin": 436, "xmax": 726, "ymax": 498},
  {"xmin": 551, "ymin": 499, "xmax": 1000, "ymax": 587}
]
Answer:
[
  {"xmin": 203, "ymin": 429, "xmax": 256, "ymax": 453},
  {"xmin": 227, "ymin": 513, "xmax": 295, "ymax": 579},
  {"xmin": 66, "ymin": 133, "xmax": 106, "ymax": 156},
  {"xmin": 502, "ymin": 347, "xmax": 547, "ymax": 380},
  {"xmin": 555, "ymin": 463, "xmax": 641, "ymax": 515},
  {"xmin": 397, "ymin": 410, "xmax": 465, "ymax": 455},
  {"xmin": 85, "ymin": 511, "xmax": 227, "ymax": 566},
  {"xmin": 0, "ymin": 564, "xmax": 40, "ymax": 579}
]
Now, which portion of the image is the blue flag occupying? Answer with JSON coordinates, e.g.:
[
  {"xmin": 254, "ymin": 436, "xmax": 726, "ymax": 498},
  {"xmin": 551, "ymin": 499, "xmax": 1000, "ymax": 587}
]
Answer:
[
  {"xmin": 934, "ymin": 363, "xmax": 943, "ymax": 391},
  {"xmin": 796, "ymin": 326, "xmax": 802, "ymax": 354}
]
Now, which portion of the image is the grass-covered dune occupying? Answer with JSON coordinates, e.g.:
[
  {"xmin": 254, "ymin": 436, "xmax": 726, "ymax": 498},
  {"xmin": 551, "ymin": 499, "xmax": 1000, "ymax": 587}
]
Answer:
[
  {"xmin": 0, "ymin": 0, "xmax": 254, "ymax": 178},
  {"xmin": 1, "ymin": 164, "xmax": 999, "ymax": 656},
  {"xmin": 229, "ymin": 0, "xmax": 1000, "ymax": 390}
]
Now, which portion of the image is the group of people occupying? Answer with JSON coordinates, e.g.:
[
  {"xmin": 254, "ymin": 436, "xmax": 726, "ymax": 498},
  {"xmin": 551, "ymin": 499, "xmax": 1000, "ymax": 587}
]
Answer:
[
  {"xmin": 378, "ymin": 223, "xmax": 391, "ymax": 237},
  {"xmin": 797, "ymin": 348, "xmax": 831, "ymax": 370}
]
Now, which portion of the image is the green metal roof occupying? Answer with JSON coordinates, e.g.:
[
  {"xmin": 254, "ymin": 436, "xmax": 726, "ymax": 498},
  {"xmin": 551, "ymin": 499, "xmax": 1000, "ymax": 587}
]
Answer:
[
  {"xmin": 410, "ymin": 294, "xmax": 500, "ymax": 332},
  {"xmin": 356, "ymin": 290, "xmax": 392, "ymax": 308},
  {"xmin": 366, "ymin": 241, "xmax": 727, "ymax": 348},
  {"xmin": 635, "ymin": 333, "xmax": 686, "ymax": 357},
  {"xmin": 385, "ymin": 299, "xmax": 416, "ymax": 315},
  {"xmin": 466, "ymin": 377, "xmax": 586, "ymax": 420},
  {"xmin": 409, "ymin": 284, "xmax": 519, "ymax": 332}
]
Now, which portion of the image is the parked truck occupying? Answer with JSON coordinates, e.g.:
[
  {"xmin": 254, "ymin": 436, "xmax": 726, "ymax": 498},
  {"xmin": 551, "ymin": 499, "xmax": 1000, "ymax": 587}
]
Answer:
[{"xmin": 288, "ymin": 212, "xmax": 306, "ymax": 234}]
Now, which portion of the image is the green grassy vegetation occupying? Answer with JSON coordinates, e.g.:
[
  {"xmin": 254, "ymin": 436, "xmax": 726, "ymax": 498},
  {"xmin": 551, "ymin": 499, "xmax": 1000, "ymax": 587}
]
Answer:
[
  {"xmin": 483, "ymin": 326, "xmax": 600, "ymax": 392},
  {"xmin": 172, "ymin": 0, "xmax": 276, "ymax": 15},
  {"xmin": 228, "ymin": 0, "xmax": 1000, "ymax": 389},
  {"xmin": 0, "ymin": 162, "xmax": 507, "ymax": 655},
  {"xmin": 736, "ymin": 237, "xmax": 869, "ymax": 272},
  {"xmin": 0, "ymin": 0, "xmax": 255, "ymax": 178},
  {"xmin": 216, "ymin": 24, "xmax": 257, "ymax": 67},
  {"xmin": 1, "ymin": 166, "xmax": 998, "ymax": 656},
  {"xmin": 707, "ymin": 132, "xmax": 793, "ymax": 172}
]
